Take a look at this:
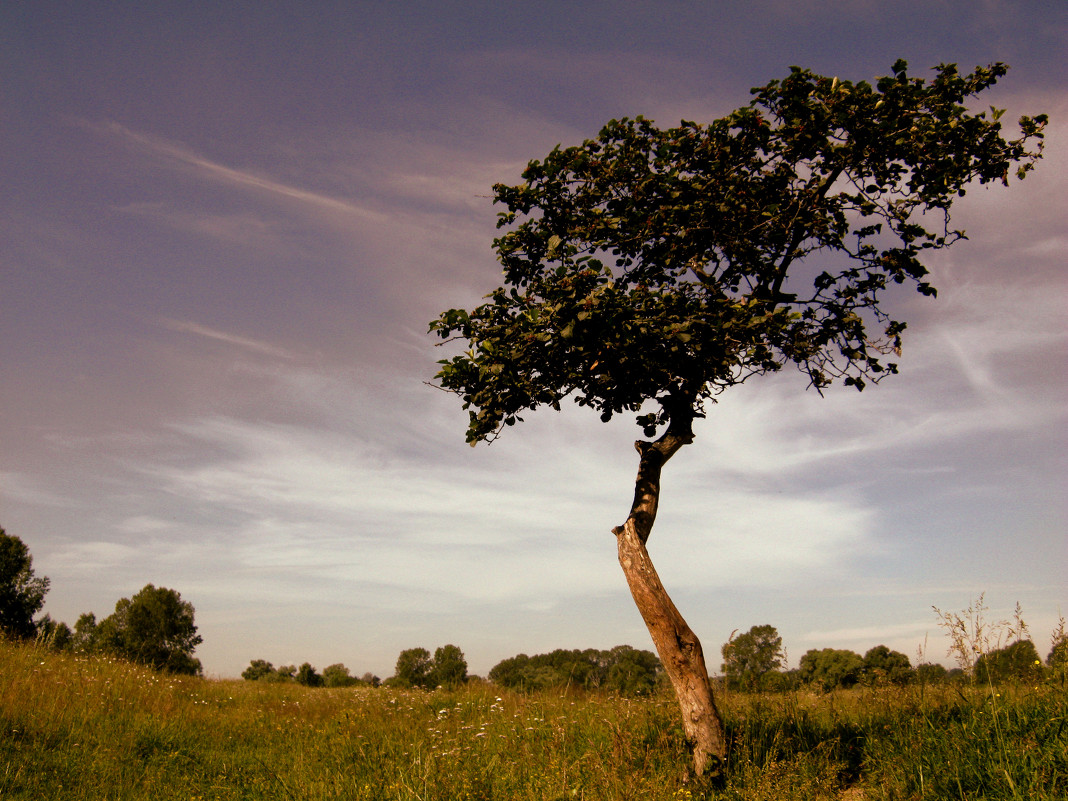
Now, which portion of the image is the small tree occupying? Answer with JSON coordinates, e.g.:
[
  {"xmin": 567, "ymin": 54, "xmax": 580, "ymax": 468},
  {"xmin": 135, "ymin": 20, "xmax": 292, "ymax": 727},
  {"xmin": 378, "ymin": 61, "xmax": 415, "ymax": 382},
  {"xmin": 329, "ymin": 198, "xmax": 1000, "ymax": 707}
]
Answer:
[
  {"xmin": 323, "ymin": 663, "xmax": 360, "ymax": 687},
  {"xmin": 915, "ymin": 662, "xmax": 949, "ymax": 685},
  {"xmin": 799, "ymin": 648, "xmax": 865, "ymax": 691},
  {"xmin": 1048, "ymin": 618, "xmax": 1067, "ymax": 685},
  {"xmin": 721, "ymin": 625, "xmax": 785, "ymax": 691},
  {"xmin": 0, "ymin": 528, "xmax": 50, "ymax": 640},
  {"xmin": 430, "ymin": 61, "xmax": 1045, "ymax": 774},
  {"xmin": 98, "ymin": 584, "xmax": 203, "ymax": 675},
  {"xmin": 431, "ymin": 644, "xmax": 468, "ymax": 688},
  {"xmin": 71, "ymin": 612, "xmax": 99, "ymax": 653},
  {"xmin": 393, "ymin": 647, "xmax": 433, "ymax": 688},
  {"xmin": 35, "ymin": 614, "xmax": 73, "ymax": 650},
  {"xmin": 975, "ymin": 639, "xmax": 1043, "ymax": 684},
  {"xmin": 242, "ymin": 659, "xmax": 277, "ymax": 681},
  {"xmin": 360, "ymin": 672, "xmax": 381, "ymax": 687},
  {"xmin": 295, "ymin": 662, "xmax": 324, "ymax": 687},
  {"xmin": 862, "ymin": 644, "xmax": 912, "ymax": 686}
]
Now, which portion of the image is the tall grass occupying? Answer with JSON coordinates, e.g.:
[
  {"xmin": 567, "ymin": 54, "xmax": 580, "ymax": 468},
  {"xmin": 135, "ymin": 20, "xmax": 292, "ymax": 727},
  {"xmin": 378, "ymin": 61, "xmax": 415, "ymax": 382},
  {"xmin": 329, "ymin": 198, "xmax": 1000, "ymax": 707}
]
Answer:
[{"xmin": 1, "ymin": 640, "xmax": 1064, "ymax": 799}]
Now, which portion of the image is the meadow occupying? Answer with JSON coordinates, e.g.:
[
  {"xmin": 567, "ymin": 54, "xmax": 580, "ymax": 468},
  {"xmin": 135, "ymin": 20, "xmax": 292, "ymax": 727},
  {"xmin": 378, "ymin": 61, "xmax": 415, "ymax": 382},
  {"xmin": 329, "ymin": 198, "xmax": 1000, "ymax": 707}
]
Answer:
[{"xmin": 1, "ymin": 640, "xmax": 1064, "ymax": 800}]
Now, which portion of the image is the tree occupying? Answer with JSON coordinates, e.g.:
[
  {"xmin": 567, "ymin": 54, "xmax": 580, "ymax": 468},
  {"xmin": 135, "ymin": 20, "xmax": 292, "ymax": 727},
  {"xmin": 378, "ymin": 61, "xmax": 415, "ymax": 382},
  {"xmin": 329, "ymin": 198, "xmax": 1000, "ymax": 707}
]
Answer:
[
  {"xmin": 915, "ymin": 662, "xmax": 948, "ymax": 685},
  {"xmin": 429, "ymin": 61, "xmax": 1045, "ymax": 775},
  {"xmin": 431, "ymin": 644, "xmax": 468, "ymax": 688},
  {"xmin": 393, "ymin": 647, "xmax": 433, "ymax": 688},
  {"xmin": 242, "ymin": 659, "xmax": 277, "ymax": 681},
  {"xmin": 360, "ymin": 672, "xmax": 381, "ymax": 688},
  {"xmin": 1048, "ymin": 619, "xmax": 1067, "ymax": 685},
  {"xmin": 488, "ymin": 646, "xmax": 661, "ymax": 694},
  {"xmin": 323, "ymin": 663, "xmax": 364, "ymax": 687},
  {"xmin": 604, "ymin": 644, "xmax": 663, "ymax": 695},
  {"xmin": 975, "ymin": 639, "xmax": 1043, "ymax": 684},
  {"xmin": 799, "ymin": 648, "xmax": 865, "ymax": 691},
  {"xmin": 295, "ymin": 662, "xmax": 324, "ymax": 687},
  {"xmin": 721, "ymin": 625, "xmax": 785, "ymax": 690},
  {"xmin": 71, "ymin": 612, "xmax": 100, "ymax": 653},
  {"xmin": 35, "ymin": 614, "xmax": 73, "ymax": 650},
  {"xmin": 97, "ymin": 584, "xmax": 203, "ymax": 675},
  {"xmin": 0, "ymin": 528, "xmax": 50, "ymax": 640},
  {"xmin": 862, "ymin": 644, "xmax": 912, "ymax": 686}
]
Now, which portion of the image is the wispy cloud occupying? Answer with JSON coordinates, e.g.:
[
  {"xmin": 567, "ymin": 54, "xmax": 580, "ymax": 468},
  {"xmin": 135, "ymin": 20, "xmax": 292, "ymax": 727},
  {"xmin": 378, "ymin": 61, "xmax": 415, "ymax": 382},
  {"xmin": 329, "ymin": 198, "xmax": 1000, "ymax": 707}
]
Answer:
[
  {"xmin": 80, "ymin": 119, "xmax": 388, "ymax": 223},
  {"xmin": 115, "ymin": 202, "xmax": 284, "ymax": 248},
  {"xmin": 160, "ymin": 318, "xmax": 299, "ymax": 360}
]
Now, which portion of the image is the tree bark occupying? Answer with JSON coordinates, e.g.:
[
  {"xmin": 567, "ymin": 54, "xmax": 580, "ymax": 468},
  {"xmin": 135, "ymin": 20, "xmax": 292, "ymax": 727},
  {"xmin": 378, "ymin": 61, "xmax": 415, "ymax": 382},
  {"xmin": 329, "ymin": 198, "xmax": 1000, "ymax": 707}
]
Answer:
[{"xmin": 612, "ymin": 421, "xmax": 726, "ymax": 776}]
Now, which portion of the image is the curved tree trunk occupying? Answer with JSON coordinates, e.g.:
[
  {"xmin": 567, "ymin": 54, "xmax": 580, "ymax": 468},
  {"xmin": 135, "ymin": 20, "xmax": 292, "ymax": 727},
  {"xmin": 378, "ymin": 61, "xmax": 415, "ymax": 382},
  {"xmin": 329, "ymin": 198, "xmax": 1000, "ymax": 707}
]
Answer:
[{"xmin": 612, "ymin": 421, "xmax": 726, "ymax": 776}]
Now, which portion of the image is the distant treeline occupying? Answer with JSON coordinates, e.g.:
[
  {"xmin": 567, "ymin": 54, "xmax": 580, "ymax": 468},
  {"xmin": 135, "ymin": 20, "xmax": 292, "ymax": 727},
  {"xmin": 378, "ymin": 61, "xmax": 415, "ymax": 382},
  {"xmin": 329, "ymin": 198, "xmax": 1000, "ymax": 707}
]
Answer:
[
  {"xmin": 241, "ymin": 645, "xmax": 663, "ymax": 695},
  {"xmin": 489, "ymin": 645, "xmax": 662, "ymax": 694},
  {"xmin": 242, "ymin": 659, "xmax": 380, "ymax": 687},
  {"xmin": 241, "ymin": 628, "xmax": 1067, "ymax": 696}
]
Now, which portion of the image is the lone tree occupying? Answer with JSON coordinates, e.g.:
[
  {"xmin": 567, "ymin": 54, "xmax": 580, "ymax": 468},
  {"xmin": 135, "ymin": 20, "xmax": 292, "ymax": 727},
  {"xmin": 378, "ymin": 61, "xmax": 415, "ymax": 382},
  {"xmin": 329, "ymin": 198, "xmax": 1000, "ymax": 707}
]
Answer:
[
  {"xmin": 430, "ymin": 61, "xmax": 1045, "ymax": 774},
  {"xmin": 0, "ymin": 528, "xmax": 50, "ymax": 641},
  {"xmin": 721, "ymin": 624, "xmax": 785, "ymax": 691},
  {"xmin": 97, "ymin": 584, "xmax": 203, "ymax": 675}
]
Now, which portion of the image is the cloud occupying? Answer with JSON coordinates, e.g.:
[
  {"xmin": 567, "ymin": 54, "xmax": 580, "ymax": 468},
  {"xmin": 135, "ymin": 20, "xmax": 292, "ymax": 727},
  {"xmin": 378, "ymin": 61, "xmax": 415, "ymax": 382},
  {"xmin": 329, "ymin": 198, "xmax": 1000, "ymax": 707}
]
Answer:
[
  {"xmin": 160, "ymin": 318, "xmax": 299, "ymax": 360},
  {"xmin": 0, "ymin": 472, "xmax": 77, "ymax": 508},
  {"xmin": 47, "ymin": 541, "xmax": 138, "ymax": 571},
  {"xmin": 115, "ymin": 202, "xmax": 285, "ymax": 249},
  {"xmin": 79, "ymin": 119, "xmax": 388, "ymax": 223}
]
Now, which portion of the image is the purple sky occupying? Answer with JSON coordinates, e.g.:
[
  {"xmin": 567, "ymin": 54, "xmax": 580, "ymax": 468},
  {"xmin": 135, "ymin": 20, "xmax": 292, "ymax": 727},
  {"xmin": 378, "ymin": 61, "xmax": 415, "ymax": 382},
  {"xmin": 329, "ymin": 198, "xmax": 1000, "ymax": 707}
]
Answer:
[{"xmin": 2, "ymin": 1, "xmax": 1065, "ymax": 678}]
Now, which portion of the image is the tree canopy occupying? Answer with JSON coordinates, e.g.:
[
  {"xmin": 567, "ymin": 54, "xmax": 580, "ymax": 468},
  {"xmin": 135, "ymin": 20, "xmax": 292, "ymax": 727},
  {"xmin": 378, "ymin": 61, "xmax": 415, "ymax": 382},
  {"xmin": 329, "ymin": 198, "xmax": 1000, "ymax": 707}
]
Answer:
[
  {"xmin": 430, "ymin": 61, "xmax": 1045, "ymax": 444},
  {"xmin": 0, "ymin": 528, "xmax": 50, "ymax": 641},
  {"xmin": 721, "ymin": 625, "xmax": 785, "ymax": 690},
  {"xmin": 799, "ymin": 648, "xmax": 865, "ymax": 691},
  {"xmin": 489, "ymin": 646, "xmax": 662, "ymax": 695},
  {"xmin": 96, "ymin": 584, "xmax": 203, "ymax": 675},
  {"xmin": 862, "ymin": 645, "xmax": 913, "ymax": 686}
]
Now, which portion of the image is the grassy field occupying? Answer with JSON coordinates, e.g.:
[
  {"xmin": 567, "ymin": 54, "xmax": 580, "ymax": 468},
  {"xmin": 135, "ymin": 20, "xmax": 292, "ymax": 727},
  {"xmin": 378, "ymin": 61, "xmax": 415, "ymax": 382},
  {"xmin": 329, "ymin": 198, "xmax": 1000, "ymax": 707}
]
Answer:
[{"xmin": 1, "ymin": 641, "xmax": 1064, "ymax": 800}]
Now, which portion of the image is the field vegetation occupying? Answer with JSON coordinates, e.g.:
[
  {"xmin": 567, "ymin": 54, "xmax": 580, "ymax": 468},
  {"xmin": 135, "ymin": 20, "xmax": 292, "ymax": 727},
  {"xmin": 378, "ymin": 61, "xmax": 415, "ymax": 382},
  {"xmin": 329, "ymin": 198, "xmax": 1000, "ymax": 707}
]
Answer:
[{"xmin": 2, "ymin": 638, "xmax": 1064, "ymax": 800}]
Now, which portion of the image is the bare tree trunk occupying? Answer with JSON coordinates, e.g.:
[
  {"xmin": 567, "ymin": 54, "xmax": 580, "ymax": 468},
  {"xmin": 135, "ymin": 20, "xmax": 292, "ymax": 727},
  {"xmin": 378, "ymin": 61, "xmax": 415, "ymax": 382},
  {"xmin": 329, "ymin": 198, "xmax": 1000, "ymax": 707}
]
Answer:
[{"xmin": 612, "ymin": 422, "xmax": 726, "ymax": 776}]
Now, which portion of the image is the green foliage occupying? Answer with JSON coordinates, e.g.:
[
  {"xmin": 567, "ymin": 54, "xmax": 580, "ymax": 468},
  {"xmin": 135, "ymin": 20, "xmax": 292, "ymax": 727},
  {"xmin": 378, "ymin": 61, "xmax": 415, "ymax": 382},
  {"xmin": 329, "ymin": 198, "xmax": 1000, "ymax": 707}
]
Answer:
[
  {"xmin": 34, "ymin": 614, "xmax": 73, "ymax": 650},
  {"xmin": 0, "ymin": 528, "xmax": 50, "ymax": 640},
  {"xmin": 721, "ymin": 624, "xmax": 785, "ymax": 690},
  {"xmin": 1048, "ymin": 621, "xmax": 1068, "ymax": 687},
  {"xmin": 430, "ymin": 61, "xmax": 1046, "ymax": 444},
  {"xmin": 489, "ymin": 645, "xmax": 663, "ymax": 695},
  {"xmin": 390, "ymin": 644, "xmax": 470, "ymax": 689},
  {"xmin": 242, "ymin": 659, "xmax": 369, "ymax": 686},
  {"xmin": 798, "ymin": 648, "xmax": 865, "ymax": 691},
  {"xmin": 295, "ymin": 662, "xmax": 324, "ymax": 687},
  {"xmin": 862, "ymin": 644, "xmax": 912, "ymax": 686},
  {"xmin": 322, "ymin": 663, "xmax": 359, "ymax": 687},
  {"xmin": 915, "ymin": 662, "xmax": 949, "ymax": 685},
  {"xmin": 431, "ymin": 644, "xmax": 468, "ymax": 689},
  {"xmin": 96, "ymin": 584, "xmax": 203, "ymax": 675},
  {"xmin": 241, "ymin": 658, "xmax": 276, "ymax": 681},
  {"xmin": 392, "ymin": 647, "xmax": 433, "ymax": 688},
  {"xmin": 975, "ymin": 639, "xmax": 1043, "ymax": 684}
]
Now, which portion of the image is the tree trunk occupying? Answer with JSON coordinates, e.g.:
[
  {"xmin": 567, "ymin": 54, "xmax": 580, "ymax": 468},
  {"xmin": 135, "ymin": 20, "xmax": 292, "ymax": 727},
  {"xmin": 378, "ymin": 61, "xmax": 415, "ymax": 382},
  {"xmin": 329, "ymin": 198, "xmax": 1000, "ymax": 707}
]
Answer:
[{"xmin": 612, "ymin": 424, "xmax": 727, "ymax": 777}]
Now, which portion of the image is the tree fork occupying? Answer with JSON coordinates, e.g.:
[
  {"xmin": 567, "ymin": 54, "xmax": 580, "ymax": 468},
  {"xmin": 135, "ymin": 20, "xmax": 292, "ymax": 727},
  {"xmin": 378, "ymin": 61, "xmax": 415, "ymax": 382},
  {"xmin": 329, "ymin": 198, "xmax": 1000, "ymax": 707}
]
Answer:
[{"xmin": 613, "ymin": 429, "xmax": 727, "ymax": 776}]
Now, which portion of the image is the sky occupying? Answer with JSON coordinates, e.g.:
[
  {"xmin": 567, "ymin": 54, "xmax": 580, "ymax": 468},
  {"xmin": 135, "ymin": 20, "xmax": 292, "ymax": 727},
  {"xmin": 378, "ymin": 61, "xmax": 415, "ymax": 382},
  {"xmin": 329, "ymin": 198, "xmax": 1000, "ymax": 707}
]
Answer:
[{"xmin": 2, "ymin": 0, "xmax": 1065, "ymax": 680}]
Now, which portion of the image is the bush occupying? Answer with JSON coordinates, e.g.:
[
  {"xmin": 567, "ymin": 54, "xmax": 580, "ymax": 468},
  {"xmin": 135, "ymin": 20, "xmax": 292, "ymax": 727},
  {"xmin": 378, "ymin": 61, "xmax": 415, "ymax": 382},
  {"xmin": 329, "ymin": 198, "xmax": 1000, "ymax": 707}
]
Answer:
[{"xmin": 798, "ymin": 648, "xmax": 864, "ymax": 691}]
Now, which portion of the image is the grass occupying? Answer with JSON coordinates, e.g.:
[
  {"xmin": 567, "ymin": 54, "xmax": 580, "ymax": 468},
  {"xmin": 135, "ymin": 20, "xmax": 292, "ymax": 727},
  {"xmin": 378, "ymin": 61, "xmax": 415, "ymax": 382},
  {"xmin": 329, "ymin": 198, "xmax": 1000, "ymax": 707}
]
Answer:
[{"xmin": 1, "ymin": 641, "xmax": 1064, "ymax": 800}]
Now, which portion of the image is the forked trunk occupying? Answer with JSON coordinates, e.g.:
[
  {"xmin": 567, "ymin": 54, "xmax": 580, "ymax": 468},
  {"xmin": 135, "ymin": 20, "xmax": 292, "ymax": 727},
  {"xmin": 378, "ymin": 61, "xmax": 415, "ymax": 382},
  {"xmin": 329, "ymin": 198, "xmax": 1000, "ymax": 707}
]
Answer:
[{"xmin": 612, "ymin": 428, "xmax": 726, "ymax": 776}]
